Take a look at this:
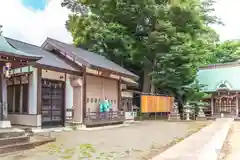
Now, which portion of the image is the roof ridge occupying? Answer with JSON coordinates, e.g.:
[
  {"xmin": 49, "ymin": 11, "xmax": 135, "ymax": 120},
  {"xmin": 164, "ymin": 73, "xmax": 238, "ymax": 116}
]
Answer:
[
  {"xmin": 47, "ymin": 37, "xmax": 107, "ymax": 59},
  {"xmin": 5, "ymin": 37, "xmax": 41, "ymax": 48},
  {"xmin": 47, "ymin": 37, "xmax": 72, "ymax": 46},
  {"xmin": 199, "ymin": 61, "xmax": 240, "ymax": 69}
]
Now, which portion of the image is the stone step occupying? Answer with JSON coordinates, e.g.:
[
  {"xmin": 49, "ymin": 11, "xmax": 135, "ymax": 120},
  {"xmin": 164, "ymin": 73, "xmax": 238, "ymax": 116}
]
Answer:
[
  {"xmin": 0, "ymin": 129, "xmax": 25, "ymax": 139},
  {"xmin": 0, "ymin": 137, "xmax": 55, "ymax": 155},
  {"xmin": 207, "ymin": 117, "xmax": 217, "ymax": 120},
  {"xmin": 0, "ymin": 141, "xmax": 35, "ymax": 155},
  {"xmin": 0, "ymin": 136, "xmax": 30, "ymax": 146}
]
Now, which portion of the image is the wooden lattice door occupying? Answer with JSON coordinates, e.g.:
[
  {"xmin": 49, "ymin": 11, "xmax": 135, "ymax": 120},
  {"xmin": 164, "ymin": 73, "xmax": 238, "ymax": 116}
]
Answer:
[
  {"xmin": 42, "ymin": 79, "xmax": 65, "ymax": 126},
  {"xmin": 214, "ymin": 96, "xmax": 236, "ymax": 114}
]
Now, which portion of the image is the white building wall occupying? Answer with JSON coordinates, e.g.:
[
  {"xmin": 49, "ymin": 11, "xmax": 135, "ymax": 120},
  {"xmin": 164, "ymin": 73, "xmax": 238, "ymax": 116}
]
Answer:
[
  {"xmin": 8, "ymin": 114, "xmax": 41, "ymax": 127},
  {"xmin": 41, "ymin": 69, "xmax": 65, "ymax": 81},
  {"xmin": 28, "ymin": 68, "xmax": 38, "ymax": 114},
  {"xmin": 121, "ymin": 91, "xmax": 133, "ymax": 98},
  {"xmin": 65, "ymin": 74, "xmax": 74, "ymax": 119}
]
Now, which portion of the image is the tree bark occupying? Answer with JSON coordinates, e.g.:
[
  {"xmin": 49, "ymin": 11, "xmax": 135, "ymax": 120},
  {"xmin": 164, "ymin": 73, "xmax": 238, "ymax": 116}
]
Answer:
[
  {"xmin": 142, "ymin": 66, "xmax": 152, "ymax": 93},
  {"xmin": 150, "ymin": 83, "xmax": 155, "ymax": 94},
  {"xmin": 150, "ymin": 58, "xmax": 157, "ymax": 94}
]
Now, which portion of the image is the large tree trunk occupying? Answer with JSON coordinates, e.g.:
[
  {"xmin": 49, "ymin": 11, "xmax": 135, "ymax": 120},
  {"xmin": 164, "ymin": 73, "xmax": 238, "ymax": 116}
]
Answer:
[
  {"xmin": 177, "ymin": 95, "xmax": 185, "ymax": 120},
  {"xmin": 150, "ymin": 84, "xmax": 155, "ymax": 93},
  {"xmin": 150, "ymin": 58, "xmax": 157, "ymax": 94},
  {"xmin": 142, "ymin": 65, "xmax": 152, "ymax": 93}
]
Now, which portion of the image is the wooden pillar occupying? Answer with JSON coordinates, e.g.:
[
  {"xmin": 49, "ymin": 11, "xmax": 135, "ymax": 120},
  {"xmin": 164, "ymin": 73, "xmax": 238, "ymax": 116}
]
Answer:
[
  {"xmin": 37, "ymin": 67, "xmax": 42, "ymax": 114},
  {"xmin": 82, "ymin": 67, "xmax": 87, "ymax": 123},
  {"xmin": 63, "ymin": 73, "xmax": 67, "ymax": 126},
  {"xmin": 118, "ymin": 77, "xmax": 122, "ymax": 111},
  {"xmin": 0, "ymin": 73, "xmax": 8, "ymax": 120},
  {"xmin": 236, "ymin": 92, "xmax": 239, "ymax": 117},
  {"xmin": 211, "ymin": 96, "xmax": 214, "ymax": 116},
  {"xmin": 19, "ymin": 85, "xmax": 23, "ymax": 113}
]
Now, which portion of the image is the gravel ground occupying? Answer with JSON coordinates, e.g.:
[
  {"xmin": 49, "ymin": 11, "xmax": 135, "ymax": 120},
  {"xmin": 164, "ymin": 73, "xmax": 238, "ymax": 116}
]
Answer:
[{"xmin": 2, "ymin": 121, "xmax": 208, "ymax": 160}]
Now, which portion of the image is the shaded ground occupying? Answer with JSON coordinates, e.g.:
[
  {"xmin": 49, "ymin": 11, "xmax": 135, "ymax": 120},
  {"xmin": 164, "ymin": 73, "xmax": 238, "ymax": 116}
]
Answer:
[
  {"xmin": 220, "ymin": 121, "xmax": 240, "ymax": 160},
  {"xmin": 3, "ymin": 121, "xmax": 209, "ymax": 160}
]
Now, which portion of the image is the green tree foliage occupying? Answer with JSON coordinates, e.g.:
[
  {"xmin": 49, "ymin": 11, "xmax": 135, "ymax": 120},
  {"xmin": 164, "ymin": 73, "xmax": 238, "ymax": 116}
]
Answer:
[
  {"xmin": 62, "ymin": 0, "xmax": 220, "ymax": 104},
  {"xmin": 150, "ymin": 0, "xmax": 219, "ymax": 94},
  {"xmin": 182, "ymin": 80, "xmax": 211, "ymax": 117},
  {"xmin": 209, "ymin": 40, "xmax": 240, "ymax": 63}
]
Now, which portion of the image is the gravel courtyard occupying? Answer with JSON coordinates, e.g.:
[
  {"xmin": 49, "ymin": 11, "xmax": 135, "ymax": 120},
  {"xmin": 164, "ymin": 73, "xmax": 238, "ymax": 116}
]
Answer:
[{"xmin": 4, "ymin": 121, "xmax": 209, "ymax": 160}]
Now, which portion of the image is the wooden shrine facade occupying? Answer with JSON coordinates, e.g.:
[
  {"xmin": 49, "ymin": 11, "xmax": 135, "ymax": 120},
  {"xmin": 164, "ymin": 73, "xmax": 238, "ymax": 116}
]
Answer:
[{"xmin": 205, "ymin": 91, "xmax": 240, "ymax": 117}]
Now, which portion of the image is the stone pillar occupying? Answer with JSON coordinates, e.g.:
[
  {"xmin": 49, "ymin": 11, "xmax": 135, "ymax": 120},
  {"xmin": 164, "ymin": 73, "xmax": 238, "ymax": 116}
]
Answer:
[
  {"xmin": 70, "ymin": 77, "xmax": 83, "ymax": 124},
  {"xmin": 211, "ymin": 96, "xmax": 214, "ymax": 116},
  {"xmin": 65, "ymin": 75, "xmax": 73, "ymax": 121},
  {"xmin": 236, "ymin": 92, "xmax": 239, "ymax": 117},
  {"xmin": 168, "ymin": 102, "xmax": 180, "ymax": 120}
]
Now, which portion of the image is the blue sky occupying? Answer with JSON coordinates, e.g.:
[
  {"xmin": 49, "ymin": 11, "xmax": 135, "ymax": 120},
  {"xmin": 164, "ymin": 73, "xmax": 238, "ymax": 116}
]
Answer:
[{"xmin": 21, "ymin": 0, "xmax": 47, "ymax": 10}]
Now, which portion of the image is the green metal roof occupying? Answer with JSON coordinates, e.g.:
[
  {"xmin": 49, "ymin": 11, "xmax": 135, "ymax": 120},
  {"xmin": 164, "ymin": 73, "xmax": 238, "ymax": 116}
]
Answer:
[
  {"xmin": 0, "ymin": 36, "xmax": 42, "ymax": 60},
  {"xmin": 197, "ymin": 66, "xmax": 240, "ymax": 92}
]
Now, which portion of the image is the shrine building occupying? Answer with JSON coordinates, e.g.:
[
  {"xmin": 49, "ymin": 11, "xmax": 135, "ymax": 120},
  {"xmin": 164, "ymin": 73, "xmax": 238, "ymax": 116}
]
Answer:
[
  {"xmin": 197, "ymin": 62, "xmax": 240, "ymax": 117},
  {"xmin": 0, "ymin": 36, "xmax": 138, "ymax": 128}
]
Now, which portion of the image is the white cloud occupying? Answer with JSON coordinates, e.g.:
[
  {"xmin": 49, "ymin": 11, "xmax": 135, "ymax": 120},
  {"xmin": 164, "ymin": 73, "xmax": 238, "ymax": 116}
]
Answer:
[
  {"xmin": 212, "ymin": 0, "xmax": 240, "ymax": 41},
  {"xmin": 0, "ymin": 0, "xmax": 72, "ymax": 46}
]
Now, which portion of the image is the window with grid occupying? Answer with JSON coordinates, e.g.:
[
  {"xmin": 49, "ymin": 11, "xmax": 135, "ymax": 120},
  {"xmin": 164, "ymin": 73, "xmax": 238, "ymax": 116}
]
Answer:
[{"xmin": 7, "ymin": 75, "xmax": 29, "ymax": 114}]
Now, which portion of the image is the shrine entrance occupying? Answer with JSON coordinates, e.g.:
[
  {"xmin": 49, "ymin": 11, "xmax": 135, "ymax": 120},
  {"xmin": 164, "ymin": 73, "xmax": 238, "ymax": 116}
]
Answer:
[
  {"xmin": 41, "ymin": 79, "xmax": 65, "ymax": 127},
  {"xmin": 213, "ymin": 92, "xmax": 237, "ymax": 116}
]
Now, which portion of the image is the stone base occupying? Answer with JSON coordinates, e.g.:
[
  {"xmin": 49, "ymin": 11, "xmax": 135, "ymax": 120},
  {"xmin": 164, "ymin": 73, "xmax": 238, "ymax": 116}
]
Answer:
[
  {"xmin": 196, "ymin": 117, "xmax": 207, "ymax": 121},
  {"xmin": 0, "ymin": 121, "xmax": 11, "ymax": 128},
  {"xmin": 168, "ymin": 114, "xmax": 180, "ymax": 120},
  {"xmin": 124, "ymin": 120, "xmax": 135, "ymax": 123},
  {"xmin": 67, "ymin": 121, "xmax": 86, "ymax": 130}
]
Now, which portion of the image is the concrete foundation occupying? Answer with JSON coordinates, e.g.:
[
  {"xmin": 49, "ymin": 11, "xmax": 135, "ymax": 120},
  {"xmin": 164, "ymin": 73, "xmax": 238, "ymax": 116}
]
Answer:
[{"xmin": 0, "ymin": 121, "xmax": 11, "ymax": 128}]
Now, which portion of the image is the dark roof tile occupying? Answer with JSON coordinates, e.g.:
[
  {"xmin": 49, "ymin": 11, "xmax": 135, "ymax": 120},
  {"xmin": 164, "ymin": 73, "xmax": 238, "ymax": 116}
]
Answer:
[
  {"xmin": 0, "ymin": 36, "xmax": 41, "ymax": 60},
  {"xmin": 45, "ymin": 38, "xmax": 138, "ymax": 79},
  {"xmin": 6, "ymin": 37, "xmax": 79, "ymax": 72}
]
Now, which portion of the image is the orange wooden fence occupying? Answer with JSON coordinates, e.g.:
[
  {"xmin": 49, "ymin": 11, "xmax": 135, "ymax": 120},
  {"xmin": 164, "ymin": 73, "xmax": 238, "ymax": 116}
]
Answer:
[{"xmin": 141, "ymin": 95, "xmax": 173, "ymax": 113}]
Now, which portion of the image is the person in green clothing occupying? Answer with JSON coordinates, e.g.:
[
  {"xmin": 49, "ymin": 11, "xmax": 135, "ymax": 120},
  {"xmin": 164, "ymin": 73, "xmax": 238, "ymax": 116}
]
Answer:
[{"xmin": 100, "ymin": 98, "xmax": 112, "ymax": 112}]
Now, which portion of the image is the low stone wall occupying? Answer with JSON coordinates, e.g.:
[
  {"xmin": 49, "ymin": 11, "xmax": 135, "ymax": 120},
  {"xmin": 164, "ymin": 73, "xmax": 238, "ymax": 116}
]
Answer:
[{"xmin": 152, "ymin": 118, "xmax": 233, "ymax": 160}]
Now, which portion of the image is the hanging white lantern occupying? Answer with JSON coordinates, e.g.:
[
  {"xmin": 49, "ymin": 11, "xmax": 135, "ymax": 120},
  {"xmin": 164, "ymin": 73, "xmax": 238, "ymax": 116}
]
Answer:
[{"xmin": 3, "ymin": 62, "xmax": 12, "ymax": 78}]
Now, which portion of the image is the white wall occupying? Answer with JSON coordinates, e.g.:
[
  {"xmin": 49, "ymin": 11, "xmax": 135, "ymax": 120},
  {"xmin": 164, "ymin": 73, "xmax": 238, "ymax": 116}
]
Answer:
[
  {"xmin": 28, "ymin": 68, "xmax": 38, "ymax": 114},
  {"xmin": 8, "ymin": 114, "xmax": 41, "ymax": 127},
  {"xmin": 65, "ymin": 74, "xmax": 74, "ymax": 119},
  {"xmin": 121, "ymin": 91, "xmax": 133, "ymax": 98},
  {"xmin": 42, "ymin": 69, "xmax": 65, "ymax": 81}
]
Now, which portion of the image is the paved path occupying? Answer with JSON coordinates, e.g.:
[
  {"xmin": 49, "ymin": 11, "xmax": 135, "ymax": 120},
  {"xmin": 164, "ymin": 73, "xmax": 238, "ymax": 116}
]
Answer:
[
  {"xmin": 221, "ymin": 122, "xmax": 240, "ymax": 160},
  {"xmin": 152, "ymin": 118, "xmax": 233, "ymax": 160}
]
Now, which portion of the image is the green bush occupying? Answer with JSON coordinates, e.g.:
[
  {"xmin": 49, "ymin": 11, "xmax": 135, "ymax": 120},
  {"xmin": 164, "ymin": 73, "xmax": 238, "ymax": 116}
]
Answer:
[{"xmin": 48, "ymin": 143, "xmax": 116, "ymax": 159}]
